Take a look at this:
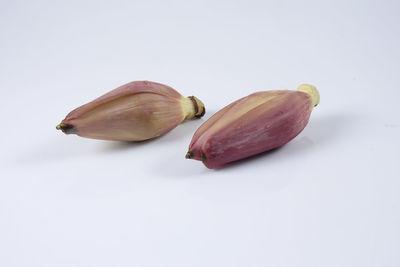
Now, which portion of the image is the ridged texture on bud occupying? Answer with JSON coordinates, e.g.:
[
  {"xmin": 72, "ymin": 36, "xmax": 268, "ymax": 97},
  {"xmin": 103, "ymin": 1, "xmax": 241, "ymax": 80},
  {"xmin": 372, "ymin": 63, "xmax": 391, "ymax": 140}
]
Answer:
[
  {"xmin": 186, "ymin": 84, "xmax": 319, "ymax": 169},
  {"xmin": 57, "ymin": 81, "xmax": 205, "ymax": 141}
]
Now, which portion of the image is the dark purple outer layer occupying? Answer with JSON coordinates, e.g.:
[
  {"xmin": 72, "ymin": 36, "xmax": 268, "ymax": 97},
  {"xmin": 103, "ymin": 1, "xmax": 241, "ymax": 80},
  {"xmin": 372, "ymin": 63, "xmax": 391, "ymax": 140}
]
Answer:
[{"xmin": 188, "ymin": 90, "xmax": 313, "ymax": 169}]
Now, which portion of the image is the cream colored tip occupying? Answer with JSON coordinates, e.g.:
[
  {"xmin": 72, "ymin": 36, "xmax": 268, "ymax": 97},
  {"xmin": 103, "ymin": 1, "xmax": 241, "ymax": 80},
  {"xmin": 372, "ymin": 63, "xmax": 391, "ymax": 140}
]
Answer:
[
  {"xmin": 182, "ymin": 96, "xmax": 206, "ymax": 120},
  {"xmin": 297, "ymin": 84, "xmax": 320, "ymax": 107},
  {"xmin": 191, "ymin": 96, "xmax": 205, "ymax": 118}
]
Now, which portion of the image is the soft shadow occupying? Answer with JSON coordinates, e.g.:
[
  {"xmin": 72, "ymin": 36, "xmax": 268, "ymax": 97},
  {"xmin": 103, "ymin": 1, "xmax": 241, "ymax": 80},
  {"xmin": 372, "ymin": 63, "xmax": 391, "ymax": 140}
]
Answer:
[
  {"xmin": 223, "ymin": 112, "xmax": 356, "ymax": 170},
  {"xmin": 158, "ymin": 112, "xmax": 357, "ymax": 173},
  {"xmin": 150, "ymin": 146, "xmax": 213, "ymax": 178},
  {"xmin": 213, "ymin": 146, "xmax": 285, "ymax": 171},
  {"xmin": 99, "ymin": 138, "xmax": 156, "ymax": 153},
  {"xmin": 148, "ymin": 110, "xmax": 221, "ymax": 177},
  {"xmin": 16, "ymin": 111, "xmax": 217, "ymax": 165},
  {"xmin": 155, "ymin": 109, "xmax": 218, "ymax": 143},
  {"xmin": 300, "ymin": 112, "xmax": 354, "ymax": 147},
  {"xmin": 15, "ymin": 135, "xmax": 154, "ymax": 165}
]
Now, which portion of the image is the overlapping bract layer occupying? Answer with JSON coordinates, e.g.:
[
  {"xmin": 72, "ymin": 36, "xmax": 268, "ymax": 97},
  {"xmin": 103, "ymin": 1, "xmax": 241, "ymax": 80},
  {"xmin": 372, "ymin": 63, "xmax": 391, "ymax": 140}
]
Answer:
[
  {"xmin": 186, "ymin": 84, "xmax": 319, "ymax": 169},
  {"xmin": 57, "ymin": 81, "xmax": 205, "ymax": 141}
]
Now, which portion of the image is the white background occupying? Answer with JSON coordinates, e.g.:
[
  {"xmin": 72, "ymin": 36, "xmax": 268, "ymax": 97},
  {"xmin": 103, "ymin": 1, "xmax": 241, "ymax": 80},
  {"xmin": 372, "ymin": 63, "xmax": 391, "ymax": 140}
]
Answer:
[{"xmin": 1, "ymin": 0, "xmax": 399, "ymax": 266}]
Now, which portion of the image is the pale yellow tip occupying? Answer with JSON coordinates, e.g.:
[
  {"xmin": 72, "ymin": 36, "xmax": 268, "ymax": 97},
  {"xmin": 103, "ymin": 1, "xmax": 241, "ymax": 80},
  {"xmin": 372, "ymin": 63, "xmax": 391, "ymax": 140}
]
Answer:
[
  {"xmin": 297, "ymin": 84, "xmax": 320, "ymax": 107},
  {"xmin": 182, "ymin": 96, "xmax": 206, "ymax": 120}
]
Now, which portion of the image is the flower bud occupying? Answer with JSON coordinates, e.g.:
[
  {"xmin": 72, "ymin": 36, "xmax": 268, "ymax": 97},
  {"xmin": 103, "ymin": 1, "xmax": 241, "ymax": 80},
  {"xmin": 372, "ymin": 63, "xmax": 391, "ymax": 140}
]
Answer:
[
  {"xmin": 57, "ymin": 81, "xmax": 205, "ymax": 141},
  {"xmin": 186, "ymin": 84, "xmax": 319, "ymax": 169}
]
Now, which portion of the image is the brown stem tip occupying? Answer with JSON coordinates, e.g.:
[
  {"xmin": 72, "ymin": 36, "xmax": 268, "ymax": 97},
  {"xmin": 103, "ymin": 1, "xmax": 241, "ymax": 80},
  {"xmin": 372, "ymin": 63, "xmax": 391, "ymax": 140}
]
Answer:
[
  {"xmin": 56, "ymin": 122, "xmax": 77, "ymax": 134},
  {"xmin": 185, "ymin": 151, "xmax": 193, "ymax": 159}
]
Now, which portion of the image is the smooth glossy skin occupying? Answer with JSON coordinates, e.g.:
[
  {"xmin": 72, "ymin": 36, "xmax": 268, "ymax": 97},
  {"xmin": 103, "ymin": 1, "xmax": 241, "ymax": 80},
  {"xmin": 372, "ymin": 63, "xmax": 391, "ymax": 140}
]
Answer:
[{"xmin": 187, "ymin": 90, "xmax": 314, "ymax": 169}]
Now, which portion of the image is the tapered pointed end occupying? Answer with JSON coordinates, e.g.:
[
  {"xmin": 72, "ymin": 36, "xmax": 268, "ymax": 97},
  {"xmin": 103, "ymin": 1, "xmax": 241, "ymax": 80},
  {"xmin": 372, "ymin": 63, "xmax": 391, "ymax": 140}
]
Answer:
[
  {"xmin": 185, "ymin": 151, "xmax": 193, "ymax": 159},
  {"xmin": 56, "ymin": 122, "xmax": 77, "ymax": 134}
]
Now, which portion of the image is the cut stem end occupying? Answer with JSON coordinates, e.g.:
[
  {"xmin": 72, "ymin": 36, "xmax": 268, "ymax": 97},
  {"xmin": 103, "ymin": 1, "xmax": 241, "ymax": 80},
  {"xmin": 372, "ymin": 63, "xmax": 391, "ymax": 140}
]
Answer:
[
  {"xmin": 297, "ymin": 84, "xmax": 320, "ymax": 107},
  {"xmin": 184, "ymin": 96, "xmax": 206, "ymax": 120}
]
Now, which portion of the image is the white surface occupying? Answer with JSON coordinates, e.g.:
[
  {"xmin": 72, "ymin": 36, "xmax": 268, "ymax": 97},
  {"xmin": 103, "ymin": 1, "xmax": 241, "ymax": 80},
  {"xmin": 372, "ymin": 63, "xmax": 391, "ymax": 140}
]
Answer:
[{"xmin": 1, "ymin": 0, "xmax": 399, "ymax": 266}]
